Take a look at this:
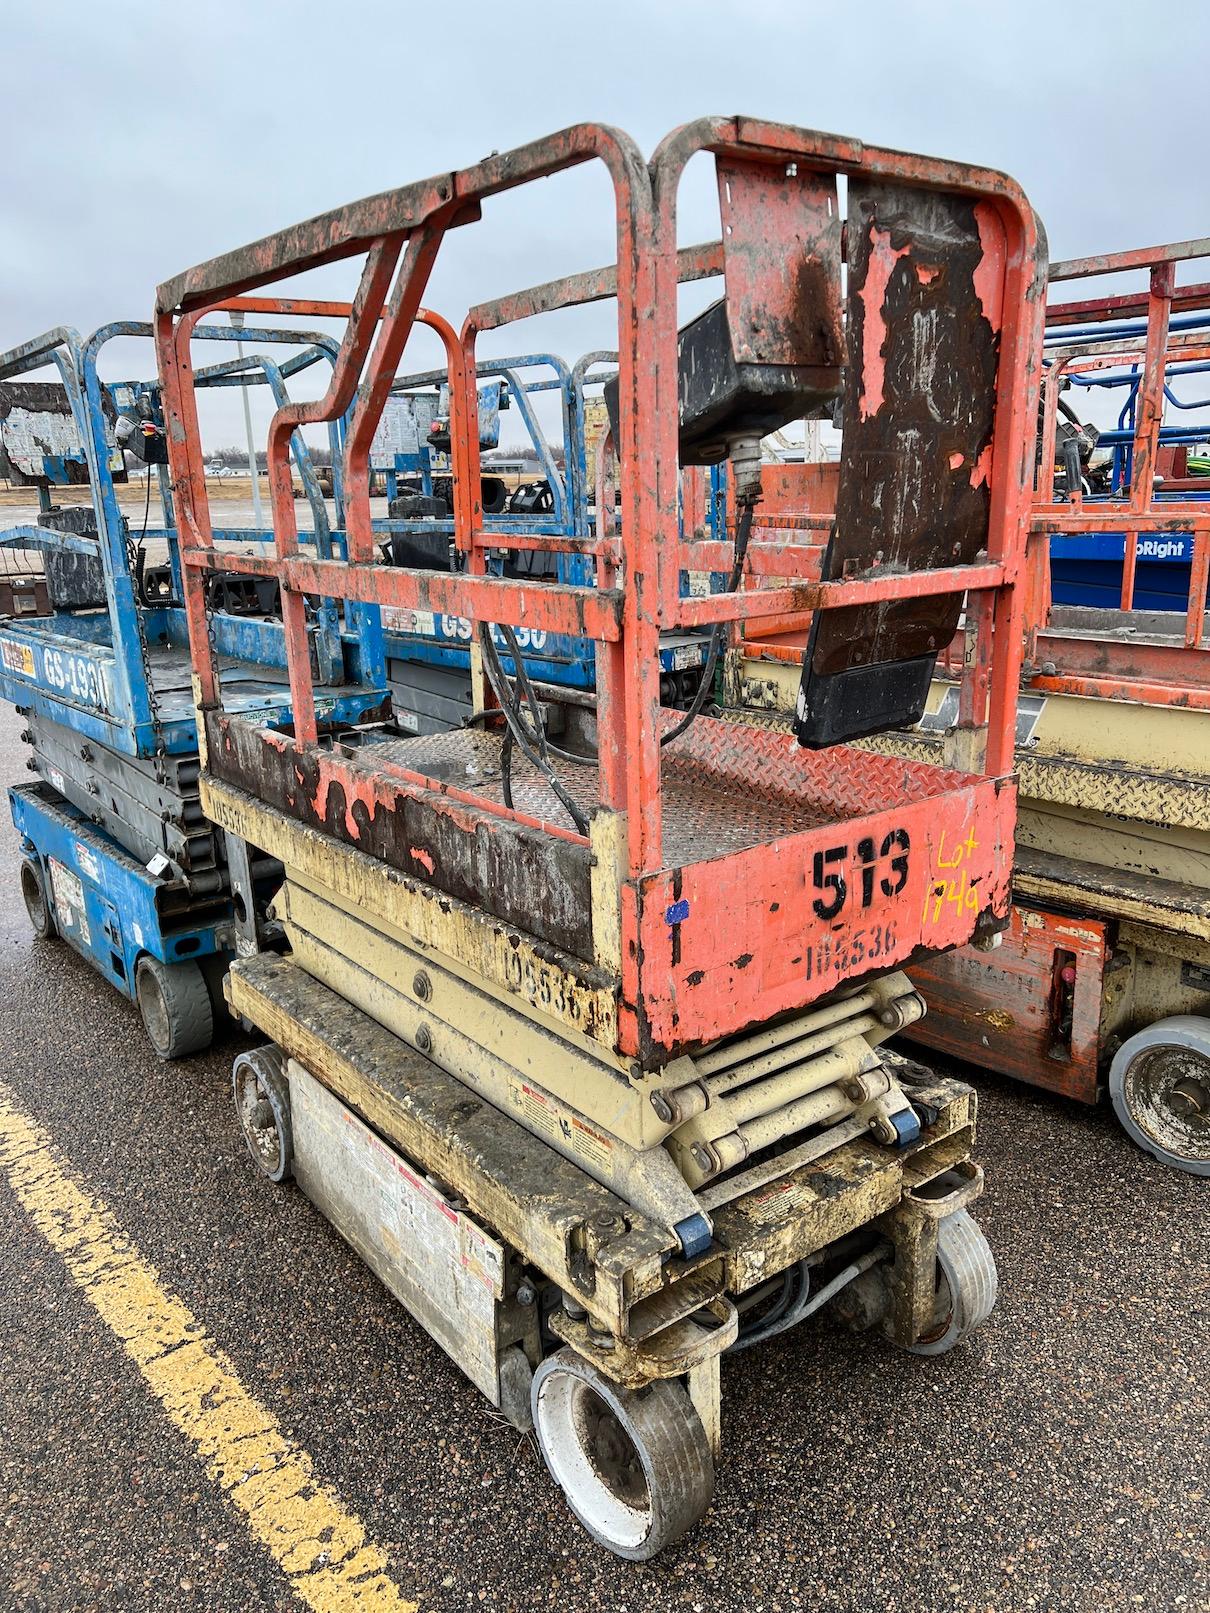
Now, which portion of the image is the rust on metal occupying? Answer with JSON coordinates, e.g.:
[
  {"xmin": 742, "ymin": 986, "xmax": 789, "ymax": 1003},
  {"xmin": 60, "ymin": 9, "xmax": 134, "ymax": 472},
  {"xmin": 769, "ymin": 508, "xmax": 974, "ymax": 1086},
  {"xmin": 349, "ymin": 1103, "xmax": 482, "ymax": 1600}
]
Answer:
[
  {"xmin": 209, "ymin": 711, "xmax": 596, "ymax": 960},
  {"xmin": 908, "ymin": 904, "xmax": 1108, "ymax": 1102}
]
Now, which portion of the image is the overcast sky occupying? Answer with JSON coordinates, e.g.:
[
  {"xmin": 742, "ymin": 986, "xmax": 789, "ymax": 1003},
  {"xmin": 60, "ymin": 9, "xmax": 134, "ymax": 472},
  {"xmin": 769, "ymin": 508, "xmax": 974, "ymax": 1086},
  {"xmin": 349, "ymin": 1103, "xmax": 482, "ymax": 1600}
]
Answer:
[{"xmin": 3, "ymin": 1, "xmax": 1201, "ymax": 449}]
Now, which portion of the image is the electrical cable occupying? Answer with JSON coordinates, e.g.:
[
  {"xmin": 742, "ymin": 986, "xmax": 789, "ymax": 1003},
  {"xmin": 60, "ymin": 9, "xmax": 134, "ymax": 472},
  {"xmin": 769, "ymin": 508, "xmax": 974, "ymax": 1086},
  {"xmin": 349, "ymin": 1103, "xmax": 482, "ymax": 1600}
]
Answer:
[
  {"xmin": 660, "ymin": 499, "xmax": 754, "ymax": 746},
  {"xmin": 499, "ymin": 622, "xmax": 551, "ymax": 764},
  {"xmin": 500, "ymin": 722, "xmax": 514, "ymax": 811},
  {"xmin": 479, "ymin": 622, "xmax": 589, "ymax": 834},
  {"xmin": 477, "ymin": 498, "xmax": 756, "ymax": 830},
  {"xmin": 727, "ymin": 1241, "xmax": 892, "ymax": 1354}
]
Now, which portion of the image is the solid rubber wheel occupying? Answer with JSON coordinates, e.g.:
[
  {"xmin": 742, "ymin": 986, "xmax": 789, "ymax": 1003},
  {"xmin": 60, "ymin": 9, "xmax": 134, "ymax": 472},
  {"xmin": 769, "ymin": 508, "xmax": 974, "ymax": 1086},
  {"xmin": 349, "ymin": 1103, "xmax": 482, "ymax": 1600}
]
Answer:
[
  {"xmin": 531, "ymin": 1347, "xmax": 714, "ymax": 1560},
  {"xmin": 19, "ymin": 859, "xmax": 55, "ymax": 941},
  {"xmin": 1109, "ymin": 1017, "xmax": 1210, "ymax": 1176},
  {"xmin": 233, "ymin": 1047, "xmax": 293, "ymax": 1183},
  {"xmin": 135, "ymin": 956, "xmax": 214, "ymax": 1060},
  {"xmin": 906, "ymin": 1210, "xmax": 998, "ymax": 1357}
]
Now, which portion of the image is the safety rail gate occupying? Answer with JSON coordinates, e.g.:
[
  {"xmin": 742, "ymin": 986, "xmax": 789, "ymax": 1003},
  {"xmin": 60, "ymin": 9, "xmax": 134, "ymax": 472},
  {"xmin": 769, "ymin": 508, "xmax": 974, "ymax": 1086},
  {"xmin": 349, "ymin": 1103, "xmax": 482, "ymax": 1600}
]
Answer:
[{"xmin": 155, "ymin": 117, "xmax": 1045, "ymax": 1070}]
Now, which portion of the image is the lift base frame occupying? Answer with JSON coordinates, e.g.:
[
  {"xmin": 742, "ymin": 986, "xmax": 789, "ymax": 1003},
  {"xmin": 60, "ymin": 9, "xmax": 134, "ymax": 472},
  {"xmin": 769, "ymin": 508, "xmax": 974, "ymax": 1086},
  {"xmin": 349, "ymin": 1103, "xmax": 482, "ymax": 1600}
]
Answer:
[
  {"xmin": 227, "ymin": 950, "xmax": 982, "ymax": 1368},
  {"xmin": 11, "ymin": 781, "xmax": 227, "ymax": 999}
]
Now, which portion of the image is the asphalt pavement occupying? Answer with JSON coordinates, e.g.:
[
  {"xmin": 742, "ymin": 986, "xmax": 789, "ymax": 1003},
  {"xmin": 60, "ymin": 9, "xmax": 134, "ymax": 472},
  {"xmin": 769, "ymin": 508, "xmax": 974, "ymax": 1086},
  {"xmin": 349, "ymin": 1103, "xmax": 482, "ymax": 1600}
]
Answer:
[{"xmin": 0, "ymin": 698, "xmax": 1205, "ymax": 1613}]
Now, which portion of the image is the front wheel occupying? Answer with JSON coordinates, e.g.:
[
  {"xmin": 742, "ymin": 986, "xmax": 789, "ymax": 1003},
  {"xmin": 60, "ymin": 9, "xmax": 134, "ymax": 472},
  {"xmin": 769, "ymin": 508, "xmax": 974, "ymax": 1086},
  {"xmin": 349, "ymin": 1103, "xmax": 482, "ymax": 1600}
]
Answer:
[
  {"xmin": 1109, "ymin": 1017, "xmax": 1210, "ymax": 1176},
  {"xmin": 904, "ymin": 1210, "xmax": 998, "ymax": 1357},
  {"xmin": 135, "ymin": 956, "xmax": 214, "ymax": 1060},
  {"xmin": 531, "ymin": 1347, "xmax": 714, "ymax": 1560},
  {"xmin": 233, "ymin": 1047, "xmax": 293, "ymax": 1183}
]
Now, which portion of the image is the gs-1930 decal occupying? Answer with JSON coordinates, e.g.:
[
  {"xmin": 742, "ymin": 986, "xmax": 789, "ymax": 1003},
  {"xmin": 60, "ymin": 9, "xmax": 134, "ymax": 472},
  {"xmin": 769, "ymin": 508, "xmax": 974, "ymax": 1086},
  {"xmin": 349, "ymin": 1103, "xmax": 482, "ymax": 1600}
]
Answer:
[
  {"xmin": 38, "ymin": 645, "xmax": 107, "ymax": 709},
  {"xmin": 1, "ymin": 637, "xmax": 107, "ymax": 709},
  {"xmin": 18, "ymin": 641, "xmax": 108, "ymax": 712},
  {"xmin": 440, "ymin": 617, "xmax": 548, "ymax": 651},
  {"xmin": 385, "ymin": 611, "xmax": 550, "ymax": 652}
]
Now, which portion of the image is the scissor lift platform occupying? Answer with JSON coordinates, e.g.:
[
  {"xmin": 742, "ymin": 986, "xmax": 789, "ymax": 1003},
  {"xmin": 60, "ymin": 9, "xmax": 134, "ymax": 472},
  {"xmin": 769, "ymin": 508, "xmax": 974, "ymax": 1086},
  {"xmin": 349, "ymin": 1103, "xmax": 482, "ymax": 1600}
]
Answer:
[
  {"xmin": 0, "ymin": 612, "xmax": 385, "ymax": 754},
  {"xmin": 207, "ymin": 705, "xmax": 1015, "ymax": 1064}
]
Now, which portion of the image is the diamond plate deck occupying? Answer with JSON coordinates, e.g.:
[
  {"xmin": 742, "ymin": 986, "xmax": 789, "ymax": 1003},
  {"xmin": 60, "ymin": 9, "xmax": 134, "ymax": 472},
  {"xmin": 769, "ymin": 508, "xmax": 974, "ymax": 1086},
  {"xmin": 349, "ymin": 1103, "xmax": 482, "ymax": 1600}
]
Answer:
[{"xmin": 356, "ymin": 711, "xmax": 973, "ymax": 868}]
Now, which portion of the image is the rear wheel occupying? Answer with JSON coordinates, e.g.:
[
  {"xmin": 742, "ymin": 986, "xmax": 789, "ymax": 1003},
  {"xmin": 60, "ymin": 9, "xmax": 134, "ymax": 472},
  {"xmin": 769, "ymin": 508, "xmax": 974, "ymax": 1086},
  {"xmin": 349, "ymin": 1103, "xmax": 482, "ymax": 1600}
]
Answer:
[
  {"xmin": 905, "ymin": 1210, "xmax": 998, "ymax": 1357},
  {"xmin": 233, "ymin": 1047, "xmax": 293, "ymax": 1183},
  {"xmin": 19, "ymin": 858, "xmax": 55, "ymax": 941},
  {"xmin": 531, "ymin": 1347, "xmax": 714, "ymax": 1560},
  {"xmin": 1109, "ymin": 1017, "xmax": 1210, "ymax": 1176},
  {"xmin": 135, "ymin": 956, "xmax": 214, "ymax": 1060}
]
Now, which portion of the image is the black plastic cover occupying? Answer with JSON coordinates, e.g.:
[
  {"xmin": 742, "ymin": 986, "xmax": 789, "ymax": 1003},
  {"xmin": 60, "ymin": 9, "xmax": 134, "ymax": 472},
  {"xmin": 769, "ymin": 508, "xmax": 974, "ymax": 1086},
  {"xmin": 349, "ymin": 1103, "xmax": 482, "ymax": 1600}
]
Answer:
[
  {"xmin": 794, "ymin": 180, "xmax": 1004, "ymax": 749},
  {"xmin": 603, "ymin": 298, "xmax": 841, "ymax": 466}
]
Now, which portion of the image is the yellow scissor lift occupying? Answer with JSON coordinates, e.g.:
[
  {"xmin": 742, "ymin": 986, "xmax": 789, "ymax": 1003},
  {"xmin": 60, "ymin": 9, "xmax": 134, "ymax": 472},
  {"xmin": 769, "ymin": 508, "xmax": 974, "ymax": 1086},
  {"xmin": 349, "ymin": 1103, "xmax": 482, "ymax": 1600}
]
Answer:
[{"xmin": 155, "ymin": 120, "xmax": 1044, "ymax": 1555}]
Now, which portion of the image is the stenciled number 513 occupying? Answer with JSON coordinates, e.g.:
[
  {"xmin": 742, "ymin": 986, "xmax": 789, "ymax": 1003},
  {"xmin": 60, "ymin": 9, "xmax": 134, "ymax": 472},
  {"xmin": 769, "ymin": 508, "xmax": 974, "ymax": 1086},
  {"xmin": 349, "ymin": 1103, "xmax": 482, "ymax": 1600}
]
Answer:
[{"xmin": 812, "ymin": 829, "xmax": 910, "ymax": 921}]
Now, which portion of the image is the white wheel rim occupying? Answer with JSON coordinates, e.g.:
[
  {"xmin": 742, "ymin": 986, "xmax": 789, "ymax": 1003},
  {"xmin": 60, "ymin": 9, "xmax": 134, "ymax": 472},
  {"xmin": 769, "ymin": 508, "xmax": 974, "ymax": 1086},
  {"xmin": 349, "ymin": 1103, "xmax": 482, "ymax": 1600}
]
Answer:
[
  {"xmin": 907, "ymin": 1211, "xmax": 997, "ymax": 1354},
  {"xmin": 1121, "ymin": 1043, "xmax": 1210, "ymax": 1166},
  {"xmin": 138, "ymin": 969, "xmax": 170, "ymax": 1052},
  {"xmin": 236, "ymin": 1060, "xmax": 284, "ymax": 1177},
  {"xmin": 535, "ymin": 1370, "xmax": 653, "ymax": 1552},
  {"xmin": 915, "ymin": 1268, "xmax": 958, "ymax": 1349}
]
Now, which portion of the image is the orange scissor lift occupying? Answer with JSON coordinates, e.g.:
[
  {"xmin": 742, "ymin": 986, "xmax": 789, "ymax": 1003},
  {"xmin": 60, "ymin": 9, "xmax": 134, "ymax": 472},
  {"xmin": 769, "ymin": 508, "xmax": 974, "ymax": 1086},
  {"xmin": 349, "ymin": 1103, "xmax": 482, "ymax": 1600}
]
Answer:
[
  {"xmin": 735, "ymin": 239, "xmax": 1210, "ymax": 1177},
  {"xmin": 901, "ymin": 240, "xmax": 1210, "ymax": 1175},
  {"xmin": 155, "ymin": 118, "xmax": 1043, "ymax": 1556}
]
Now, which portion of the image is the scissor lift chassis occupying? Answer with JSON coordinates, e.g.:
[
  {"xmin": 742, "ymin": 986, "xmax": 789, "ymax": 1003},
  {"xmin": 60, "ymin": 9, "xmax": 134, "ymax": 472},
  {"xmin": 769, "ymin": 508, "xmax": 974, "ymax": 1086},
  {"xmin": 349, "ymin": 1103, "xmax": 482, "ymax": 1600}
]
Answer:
[
  {"xmin": 226, "ymin": 947, "xmax": 981, "ymax": 1408},
  {"xmin": 10, "ymin": 781, "xmax": 230, "ymax": 1056},
  {"xmin": 215, "ymin": 772, "xmax": 994, "ymax": 1557}
]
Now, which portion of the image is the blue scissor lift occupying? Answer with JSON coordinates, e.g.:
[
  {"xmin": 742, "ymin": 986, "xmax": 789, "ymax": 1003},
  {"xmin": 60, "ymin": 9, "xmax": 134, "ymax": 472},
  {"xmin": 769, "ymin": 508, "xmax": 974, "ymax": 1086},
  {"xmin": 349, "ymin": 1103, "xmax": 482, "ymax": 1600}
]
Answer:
[{"xmin": 0, "ymin": 321, "xmax": 386, "ymax": 1056}]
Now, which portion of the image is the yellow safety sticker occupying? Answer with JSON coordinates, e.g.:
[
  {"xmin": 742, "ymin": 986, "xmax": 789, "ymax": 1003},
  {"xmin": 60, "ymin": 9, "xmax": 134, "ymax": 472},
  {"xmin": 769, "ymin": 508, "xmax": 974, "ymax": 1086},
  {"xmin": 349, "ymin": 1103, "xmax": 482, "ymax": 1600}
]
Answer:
[{"xmin": 0, "ymin": 637, "xmax": 35, "ymax": 677}]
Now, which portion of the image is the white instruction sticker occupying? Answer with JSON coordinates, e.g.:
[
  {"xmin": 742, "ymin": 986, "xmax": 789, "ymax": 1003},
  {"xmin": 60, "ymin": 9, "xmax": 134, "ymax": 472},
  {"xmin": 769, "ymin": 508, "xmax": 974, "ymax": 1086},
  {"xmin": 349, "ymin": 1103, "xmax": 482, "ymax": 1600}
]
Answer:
[
  {"xmin": 48, "ymin": 858, "xmax": 89, "ymax": 945},
  {"xmin": 74, "ymin": 842, "xmax": 101, "ymax": 884}
]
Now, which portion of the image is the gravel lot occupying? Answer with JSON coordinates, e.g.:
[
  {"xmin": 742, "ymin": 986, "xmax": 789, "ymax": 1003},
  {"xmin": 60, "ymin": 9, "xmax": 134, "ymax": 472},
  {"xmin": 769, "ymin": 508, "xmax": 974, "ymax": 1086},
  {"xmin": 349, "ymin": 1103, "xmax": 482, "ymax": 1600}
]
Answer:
[{"xmin": 0, "ymin": 698, "xmax": 1205, "ymax": 1613}]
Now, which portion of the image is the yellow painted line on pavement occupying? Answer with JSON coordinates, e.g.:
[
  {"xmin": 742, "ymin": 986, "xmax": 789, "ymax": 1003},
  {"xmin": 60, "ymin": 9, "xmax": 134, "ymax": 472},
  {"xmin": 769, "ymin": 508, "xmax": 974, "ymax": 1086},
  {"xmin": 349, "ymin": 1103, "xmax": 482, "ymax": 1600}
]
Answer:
[{"xmin": 0, "ymin": 1081, "xmax": 416, "ymax": 1613}]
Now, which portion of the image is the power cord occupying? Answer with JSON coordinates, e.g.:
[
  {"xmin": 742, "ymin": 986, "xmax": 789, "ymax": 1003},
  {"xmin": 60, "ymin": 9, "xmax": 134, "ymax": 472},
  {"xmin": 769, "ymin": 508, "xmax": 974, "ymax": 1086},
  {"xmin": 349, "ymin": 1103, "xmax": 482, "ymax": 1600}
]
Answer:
[{"xmin": 478, "ymin": 498, "xmax": 757, "ymax": 832}]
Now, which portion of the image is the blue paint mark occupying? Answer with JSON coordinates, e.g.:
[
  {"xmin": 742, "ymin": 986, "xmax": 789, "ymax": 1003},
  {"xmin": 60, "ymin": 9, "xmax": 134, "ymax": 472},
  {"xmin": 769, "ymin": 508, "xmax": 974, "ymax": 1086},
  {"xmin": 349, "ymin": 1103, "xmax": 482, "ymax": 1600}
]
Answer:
[{"xmin": 665, "ymin": 898, "xmax": 690, "ymax": 926}]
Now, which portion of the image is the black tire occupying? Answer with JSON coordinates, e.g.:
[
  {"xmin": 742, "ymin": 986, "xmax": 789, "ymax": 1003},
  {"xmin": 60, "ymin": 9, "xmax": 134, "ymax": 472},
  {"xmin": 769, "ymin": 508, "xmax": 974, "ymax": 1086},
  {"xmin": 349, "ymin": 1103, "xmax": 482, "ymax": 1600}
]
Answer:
[
  {"xmin": 233, "ymin": 1046, "xmax": 293, "ymax": 1183},
  {"xmin": 531, "ymin": 1347, "xmax": 714, "ymax": 1560},
  {"xmin": 135, "ymin": 956, "xmax": 214, "ymax": 1060},
  {"xmin": 20, "ymin": 858, "xmax": 56, "ymax": 941},
  {"xmin": 201, "ymin": 953, "xmax": 230, "ymax": 1022}
]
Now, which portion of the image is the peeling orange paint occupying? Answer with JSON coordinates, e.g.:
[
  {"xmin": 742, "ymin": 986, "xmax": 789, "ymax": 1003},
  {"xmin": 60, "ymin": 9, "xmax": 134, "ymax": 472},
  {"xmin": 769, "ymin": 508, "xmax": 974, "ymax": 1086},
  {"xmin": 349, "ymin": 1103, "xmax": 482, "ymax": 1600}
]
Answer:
[
  {"xmin": 970, "ymin": 443, "xmax": 994, "ymax": 489},
  {"xmin": 859, "ymin": 226, "xmax": 912, "ymax": 421},
  {"xmin": 971, "ymin": 201, "xmax": 1006, "ymax": 328}
]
